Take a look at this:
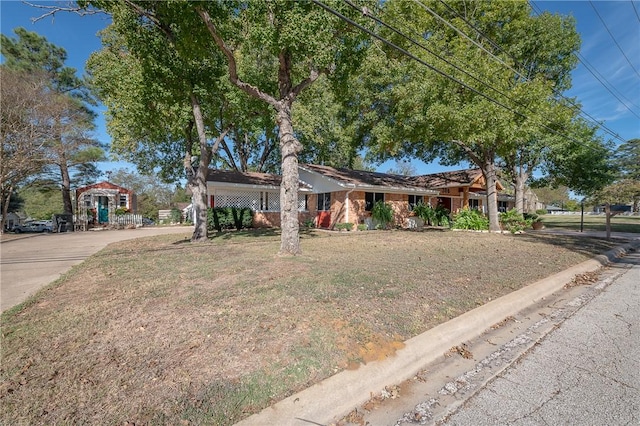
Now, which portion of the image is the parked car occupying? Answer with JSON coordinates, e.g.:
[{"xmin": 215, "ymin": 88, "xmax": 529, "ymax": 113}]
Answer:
[{"xmin": 11, "ymin": 221, "xmax": 52, "ymax": 233}]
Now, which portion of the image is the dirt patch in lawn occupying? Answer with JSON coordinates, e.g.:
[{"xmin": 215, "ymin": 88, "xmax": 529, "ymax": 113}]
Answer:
[{"xmin": 0, "ymin": 229, "xmax": 621, "ymax": 425}]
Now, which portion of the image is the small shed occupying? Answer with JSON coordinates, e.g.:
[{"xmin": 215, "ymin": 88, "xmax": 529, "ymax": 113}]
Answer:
[{"xmin": 76, "ymin": 181, "xmax": 137, "ymax": 225}]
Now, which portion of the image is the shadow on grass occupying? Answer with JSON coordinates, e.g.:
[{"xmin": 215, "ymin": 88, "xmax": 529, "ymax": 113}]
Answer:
[
  {"xmin": 517, "ymin": 233, "xmax": 623, "ymax": 258},
  {"xmin": 207, "ymin": 227, "xmax": 320, "ymax": 241}
]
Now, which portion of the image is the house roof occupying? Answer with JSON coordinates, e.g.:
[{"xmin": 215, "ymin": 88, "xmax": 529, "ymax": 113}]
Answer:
[
  {"xmin": 206, "ymin": 169, "xmax": 312, "ymax": 190},
  {"xmin": 76, "ymin": 181, "xmax": 134, "ymax": 194},
  {"xmin": 300, "ymin": 164, "xmax": 438, "ymax": 194}
]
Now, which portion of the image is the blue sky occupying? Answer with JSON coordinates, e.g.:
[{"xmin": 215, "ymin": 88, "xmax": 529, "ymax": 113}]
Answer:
[{"xmin": 2, "ymin": 0, "xmax": 639, "ymax": 178}]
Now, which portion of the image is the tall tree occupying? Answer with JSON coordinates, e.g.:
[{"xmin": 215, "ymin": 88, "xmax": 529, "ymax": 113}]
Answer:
[
  {"xmin": 0, "ymin": 68, "xmax": 50, "ymax": 232},
  {"xmin": 1, "ymin": 28, "xmax": 105, "ymax": 214},
  {"xmin": 614, "ymin": 139, "xmax": 640, "ymax": 212},
  {"xmin": 351, "ymin": 1, "xmax": 583, "ymax": 230},
  {"xmin": 194, "ymin": 0, "xmax": 369, "ymax": 254},
  {"xmin": 86, "ymin": 5, "xmax": 232, "ymax": 242}
]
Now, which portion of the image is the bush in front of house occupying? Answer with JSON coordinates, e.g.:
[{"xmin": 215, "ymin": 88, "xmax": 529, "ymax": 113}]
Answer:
[
  {"xmin": 335, "ymin": 222, "xmax": 354, "ymax": 231},
  {"xmin": 207, "ymin": 207, "xmax": 253, "ymax": 231},
  {"xmin": 371, "ymin": 201, "xmax": 394, "ymax": 229},
  {"xmin": 452, "ymin": 208, "xmax": 489, "ymax": 230},
  {"xmin": 499, "ymin": 208, "xmax": 532, "ymax": 233}
]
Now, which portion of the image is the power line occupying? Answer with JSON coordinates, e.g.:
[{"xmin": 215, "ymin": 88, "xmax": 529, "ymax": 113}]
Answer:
[
  {"xmin": 632, "ymin": 0, "xmax": 640, "ymax": 24},
  {"xmin": 589, "ymin": 0, "xmax": 640, "ymax": 79},
  {"xmin": 436, "ymin": 0, "xmax": 634, "ymax": 139},
  {"xmin": 342, "ymin": 0, "xmax": 519, "ymax": 109},
  {"xmin": 576, "ymin": 51, "xmax": 640, "ymax": 117},
  {"xmin": 312, "ymin": 0, "xmax": 600, "ymax": 149},
  {"xmin": 310, "ymin": 0, "xmax": 518, "ymax": 115}
]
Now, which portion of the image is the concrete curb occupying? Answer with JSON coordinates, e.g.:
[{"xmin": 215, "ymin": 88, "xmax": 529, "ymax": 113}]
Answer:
[{"xmin": 236, "ymin": 241, "xmax": 640, "ymax": 426}]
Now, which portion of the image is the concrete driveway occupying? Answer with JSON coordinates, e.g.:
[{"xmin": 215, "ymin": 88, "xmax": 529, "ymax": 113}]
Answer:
[{"xmin": 0, "ymin": 226, "xmax": 193, "ymax": 313}]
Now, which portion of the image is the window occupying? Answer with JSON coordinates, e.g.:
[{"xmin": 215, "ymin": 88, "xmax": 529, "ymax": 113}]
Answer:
[
  {"xmin": 469, "ymin": 199, "xmax": 480, "ymax": 210},
  {"xmin": 317, "ymin": 193, "xmax": 331, "ymax": 211},
  {"xmin": 408, "ymin": 195, "xmax": 424, "ymax": 210},
  {"xmin": 119, "ymin": 194, "xmax": 128, "ymax": 208},
  {"xmin": 365, "ymin": 192, "xmax": 384, "ymax": 211},
  {"xmin": 498, "ymin": 201, "xmax": 508, "ymax": 212},
  {"xmin": 83, "ymin": 194, "xmax": 92, "ymax": 208}
]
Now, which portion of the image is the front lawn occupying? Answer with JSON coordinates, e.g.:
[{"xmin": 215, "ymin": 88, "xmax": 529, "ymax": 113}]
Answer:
[
  {"xmin": 540, "ymin": 213, "xmax": 640, "ymax": 234},
  {"xmin": 0, "ymin": 229, "xmax": 623, "ymax": 425}
]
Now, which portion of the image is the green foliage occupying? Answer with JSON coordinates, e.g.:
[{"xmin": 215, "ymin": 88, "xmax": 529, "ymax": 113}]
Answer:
[
  {"xmin": 19, "ymin": 187, "xmax": 63, "ymax": 220},
  {"xmin": 170, "ymin": 208, "xmax": 182, "ymax": 223},
  {"xmin": 412, "ymin": 203, "xmax": 435, "ymax": 225},
  {"xmin": 207, "ymin": 207, "xmax": 253, "ymax": 232},
  {"xmin": 433, "ymin": 205, "xmax": 451, "ymax": 227},
  {"xmin": 411, "ymin": 203, "xmax": 450, "ymax": 226},
  {"xmin": 499, "ymin": 209, "xmax": 532, "ymax": 233},
  {"xmin": 302, "ymin": 218, "xmax": 315, "ymax": 229},
  {"xmin": 357, "ymin": 224, "xmax": 368, "ymax": 231},
  {"xmin": 335, "ymin": 222, "xmax": 353, "ymax": 231},
  {"xmin": 371, "ymin": 201, "xmax": 394, "ymax": 228},
  {"xmin": 452, "ymin": 209, "xmax": 489, "ymax": 231},
  {"xmin": 535, "ymin": 209, "xmax": 548, "ymax": 216},
  {"xmin": 114, "ymin": 207, "xmax": 129, "ymax": 216}
]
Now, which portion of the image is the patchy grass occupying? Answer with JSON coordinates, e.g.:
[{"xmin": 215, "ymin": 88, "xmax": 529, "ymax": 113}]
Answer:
[
  {"xmin": 0, "ymin": 229, "xmax": 624, "ymax": 425},
  {"xmin": 540, "ymin": 213, "xmax": 640, "ymax": 233}
]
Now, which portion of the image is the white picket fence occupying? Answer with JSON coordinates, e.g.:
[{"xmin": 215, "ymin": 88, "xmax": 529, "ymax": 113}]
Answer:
[{"xmin": 109, "ymin": 213, "xmax": 143, "ymax": 227}]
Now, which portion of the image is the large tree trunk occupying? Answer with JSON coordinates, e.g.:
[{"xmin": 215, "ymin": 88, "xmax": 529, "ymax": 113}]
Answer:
[
  {"xmin": 513, "ymin": 165, "xmax": 528, "ymax": 215},
  {"xmin": 276, "ymin": 104, "xmax": 302, "ymax": 255},
  {"xmin": 1, "ymin": 185, "xmax": 14, "ymax": 234},
  {"xmin": 190, "ymin": 167, "xmax": 209, "ymax": 242},
  {"xmin": 189, "ymin": 93, "xmax": 211, "ymax": 243},
  {"xmin": 60, "ymin": 160, "xmax": 74, "ymax": 215},
  {"xmin": 483, "ymin": 160, "xmax": 501, "ymax": 232}
]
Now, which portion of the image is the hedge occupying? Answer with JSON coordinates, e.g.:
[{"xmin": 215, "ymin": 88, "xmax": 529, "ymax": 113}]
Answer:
[{"xmin": 207, "ymin": 207, "xmax": 253, "ymax": 231}]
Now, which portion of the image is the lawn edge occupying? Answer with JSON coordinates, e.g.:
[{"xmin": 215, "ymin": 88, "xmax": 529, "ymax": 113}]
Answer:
[{"xmin": 236, "ymin": 240, "xmax": 640, "ymax": 426}]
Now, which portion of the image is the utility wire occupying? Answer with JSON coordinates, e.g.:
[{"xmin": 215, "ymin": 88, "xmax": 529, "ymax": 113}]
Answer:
[
  {"xmin": 632, "ymin": 0, "xmax": 640, "ymax": 24},
  {"xmin": 310, "ymin": 0, "xmax": 518, "ymax": 115},
  {"xmin": 343, "ymin": 0, "xmax": 596, "ymax": 145},
  {"xmin": 342, "ymin": 0, "xmax": 519, "ymax": 108},
  {"xmin": 576, "ymin": 51, "xmax": 640, "ymax": 117},
  {"xmin": 312, "ymin": 0, "xmax": 597, "ymax": 148},
  {"xmin": 589, "ymin": 0, "xmax": 640, "ymax": 79},
  {"xmin": 436, "ymin": 0, "xmax": 632, "ymax": 140},
  {"xmin": 528, "ymin": 1, "xmax": 640, "ymax": 122}
]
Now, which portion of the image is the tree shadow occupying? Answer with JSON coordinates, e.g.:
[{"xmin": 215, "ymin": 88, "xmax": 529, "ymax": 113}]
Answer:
[{"xmin": 516, "ymin": 233, "xmax": 630, "ymax": 259}]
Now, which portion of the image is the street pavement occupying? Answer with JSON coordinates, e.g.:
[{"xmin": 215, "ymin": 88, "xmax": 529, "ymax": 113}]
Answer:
[
  {"xmin": 0, "ymin": 226, "xmax": 193, "ymax": 313},
  {"xmin": 440, "ymin": 249, "xmax": 640, "ymax": 426}
]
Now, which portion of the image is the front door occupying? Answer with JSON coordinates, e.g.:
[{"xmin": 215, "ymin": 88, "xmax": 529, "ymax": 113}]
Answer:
[
  {"xmin": 98, "ymin": 196, "xmax": 109, "ymax": 223},
  {"xmin": 316, "ymin": 192, "xmax": 332, "ymax": 228}
]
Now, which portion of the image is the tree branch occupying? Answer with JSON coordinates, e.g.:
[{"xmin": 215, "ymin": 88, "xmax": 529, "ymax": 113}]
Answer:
[
  {"xmin": 26, "ymin": 1, "xmax": 107, "ymax": 23},
  {"xmin": 196, "ymin": 7, "xmax": 279, "ymax": 108}
]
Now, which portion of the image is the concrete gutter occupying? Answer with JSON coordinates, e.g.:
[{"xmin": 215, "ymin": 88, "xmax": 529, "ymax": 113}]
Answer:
[{"xmin": 236, "ymin": 240, "xmax": 640, "ymax": 426}]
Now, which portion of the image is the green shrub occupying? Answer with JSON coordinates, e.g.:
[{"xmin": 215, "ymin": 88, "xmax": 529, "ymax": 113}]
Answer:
[
  {"xmin": 371, "ymin": 201, "xmax": 394, "ymax": 228},
  {"xmin": 170, "ymin": 208, "xmax": 182, "ymax": 223},
  {"xmin": 499, "ymin": 208, "xmax": 532, "ymax": 233},
  {"xmin": 535, "ymin": 209, "xmax": 548, "ymax": 216},
  {"xmin": 302, "ymin": 218, "xmax": 315, "ymax": 228},
  {"xmin": 114, "ymin": 207, "xmax": 130, "ymax": 216},
  {"xmin": 335, "ymin": 222, "xmax": 354, "ymax": 231},
  {"xmin": 412, "ymin": 202, "xmax": 436, "ymax": 225},
  {"xmin": 434, "ymin": 205, "xmax": 451, "ymax": 227},
  {"xmin": 452, "ymin": 208, "xmax": 489, "ymax": 230},
  {"xmin": 207, "ymin": 207, "xmax": 253, "ymax": 231},
  {"xmin": 357, "ymin": 224, "xmax": 368, "ymax": 231}
]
